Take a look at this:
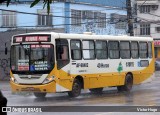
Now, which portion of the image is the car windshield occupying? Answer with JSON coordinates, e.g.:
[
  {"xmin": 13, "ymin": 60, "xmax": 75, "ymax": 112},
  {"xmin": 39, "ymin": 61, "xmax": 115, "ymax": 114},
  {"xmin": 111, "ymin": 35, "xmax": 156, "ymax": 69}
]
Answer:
[{"xmin": 10, "ymin": 44, "xmax": 54, "ymax": 74}]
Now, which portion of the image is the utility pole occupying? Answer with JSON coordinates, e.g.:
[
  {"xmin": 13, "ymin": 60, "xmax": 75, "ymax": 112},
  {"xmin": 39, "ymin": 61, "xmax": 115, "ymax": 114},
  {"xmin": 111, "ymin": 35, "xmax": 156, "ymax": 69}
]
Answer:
[{"xmin": 126, "ymin": 0, "xmax": 134, "ymax": 36}]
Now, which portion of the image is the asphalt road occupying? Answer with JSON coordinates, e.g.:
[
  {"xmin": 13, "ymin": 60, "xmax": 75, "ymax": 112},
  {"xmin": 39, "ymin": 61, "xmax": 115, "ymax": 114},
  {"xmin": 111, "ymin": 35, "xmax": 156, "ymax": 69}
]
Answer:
[{"xmin": 1, "ymin": 71, "xmax": 160, "ymax": 115}]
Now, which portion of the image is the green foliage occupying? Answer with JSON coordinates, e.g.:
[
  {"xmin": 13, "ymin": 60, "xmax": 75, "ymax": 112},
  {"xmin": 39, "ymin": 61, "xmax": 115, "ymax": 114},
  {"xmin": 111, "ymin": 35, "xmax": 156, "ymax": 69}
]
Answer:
[
  {"xmin": 30, "ymin": 0, "xmax": 40, "ymax": 8},
  {"xmin": 7, "ymin": 0, "xmax": 11, "ymax": 6}
]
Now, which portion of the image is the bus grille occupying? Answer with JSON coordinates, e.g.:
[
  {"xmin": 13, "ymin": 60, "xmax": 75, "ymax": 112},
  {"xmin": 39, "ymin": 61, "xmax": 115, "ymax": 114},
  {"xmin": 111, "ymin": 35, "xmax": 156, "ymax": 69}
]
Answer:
[{"xmin": 19, "ymin": 74, "xmax": 42, "ymax": 80}]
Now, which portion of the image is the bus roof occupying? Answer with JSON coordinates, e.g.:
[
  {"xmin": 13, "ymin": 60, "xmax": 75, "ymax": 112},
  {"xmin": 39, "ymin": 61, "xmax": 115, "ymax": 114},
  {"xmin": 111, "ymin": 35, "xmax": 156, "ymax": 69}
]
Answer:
[{"xmin": 13, "ymin": 32, "xmax": 153, "ymax": 42}]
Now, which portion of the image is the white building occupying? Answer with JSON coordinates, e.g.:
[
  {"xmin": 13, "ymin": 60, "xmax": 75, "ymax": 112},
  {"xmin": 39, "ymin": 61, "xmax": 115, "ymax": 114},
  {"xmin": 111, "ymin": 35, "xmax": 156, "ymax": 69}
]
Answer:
[{"xmin": 135, "ymin": 0, "xmax": 160, "ymax": 58}]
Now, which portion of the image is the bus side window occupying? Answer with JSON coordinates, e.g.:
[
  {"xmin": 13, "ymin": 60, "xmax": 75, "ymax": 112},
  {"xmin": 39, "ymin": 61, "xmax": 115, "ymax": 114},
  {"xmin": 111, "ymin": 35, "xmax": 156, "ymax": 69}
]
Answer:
[
  {"xmin": 131, "ymin": 41, "xmax": 139, "ymax": 59},
  {"xmin": 82, "ymin": 40, "xmax": 95, "ymax": 60},
  {"xmin": 139, "ymin": 42, "xmax": 148, "ymax": 58},
  {"xmin": 56, "ymin": 39, "xmax": 70, "ymax": 69},
  {"xmin": 70, "ymin": 40, "xmax": 82, "ymax": 60},
  {"xmin": 120, "ymin": 41, "xmax": 130, "ymax": 59},
  {"xmin": 108, "ymin": 41, "xmax": 120, "ymax": 59},
  {"xmin": 148, "ymin": 42, "xmax": 152, "ymax": 58},
  {"xmin": 95, "ymin": 40, "xmax": 108, "ymax": 59}
]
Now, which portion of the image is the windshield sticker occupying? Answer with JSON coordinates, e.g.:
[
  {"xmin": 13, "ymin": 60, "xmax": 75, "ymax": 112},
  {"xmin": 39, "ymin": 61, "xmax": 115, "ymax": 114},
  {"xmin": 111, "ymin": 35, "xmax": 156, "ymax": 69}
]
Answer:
[
  {"xmin": 18, "ymin": 60, "xmax": 29, "ymax": 71},
  {"xmin": 117, "ymin": 62, "xmax": 123, "ymax": 73},
  {"xmin": 18, "ymin": 60, "xmax": 29, "ymax": 66},
  {"xmin": 33, "ymin": 61, "xmax": 48, "ymax": 71},
  {"xmin": 18, "ymin": 66, "xmax": 29, "ymax": 71},
  {"xmin": 31, "ymin": 45, "xmax": 51, "ymax": 48}
]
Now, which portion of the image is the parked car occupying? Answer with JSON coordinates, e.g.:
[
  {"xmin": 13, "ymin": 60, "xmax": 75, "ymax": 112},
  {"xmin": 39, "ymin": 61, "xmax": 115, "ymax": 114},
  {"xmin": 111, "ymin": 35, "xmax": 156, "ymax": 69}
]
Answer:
[
  {"xmin": 0, "ymin": 90, "xmax": 7, "ymax": 115},
  {"xmin": 155, "ymin": 58, "xmax": 160, "ymax": 71}
]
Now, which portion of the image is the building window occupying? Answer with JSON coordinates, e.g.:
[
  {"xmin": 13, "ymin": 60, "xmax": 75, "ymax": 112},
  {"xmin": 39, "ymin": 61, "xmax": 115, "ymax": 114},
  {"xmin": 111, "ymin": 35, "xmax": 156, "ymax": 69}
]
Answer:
[
  {"xmin": 140, "ymin": 24, "xmax": 150, "ymax": 35},
  {"xmin": 115, "ymin": 22, "xmax": 126, "ymax": 29},
  {"xmin": 156, "ymin": 27, "xmax": 160, "ymax": 33},
  {"xmin": 71, "ymin": 10, "xmax": 106, "ymax": 28},
  {"xmin": 37, "ymin": 9, "xmax": 52, "ymax": 26},
  {"xmin": 108, "ymin": 41, "xmax": 119, "ymax": 59},
  {"xmin": 82, "ymin": 40, "xmax": 95, "ymax": 59},
  {"xmin": 98, "ymin": 13, "xmax": 106, "ymax": 28},
  {"xmin": 139, "ymin": 5, "xmax": 151, "ymax": 13},
  {"xmin": 2, "ymin": 11, "xmax": 16, "ymax": 27},
  {"xmin": 94, "ymin": 12, "xmax": 106, "ymax": 28},
  {"xmin": 110, "ymin": 13, "xmax": 127, "ymax": 29},
  {"xmin": 120, "ymin": 41, "xmax": 130, "ymax": 59},
  {"xmin": 71, "ymin": 9, "xmax": 81, "ymax": 26}
]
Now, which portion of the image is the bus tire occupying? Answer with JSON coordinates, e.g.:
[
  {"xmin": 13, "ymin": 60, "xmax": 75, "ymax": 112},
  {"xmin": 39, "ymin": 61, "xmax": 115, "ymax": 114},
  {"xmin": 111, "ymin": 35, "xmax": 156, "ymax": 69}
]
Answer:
[
  {"xmin": 68, "ymin": 79, "xmax": 81, "ymax": 97},
  {"xmin": 34, "ymin": 92, "xmax": 47, "ymax": 98},
  {"xmin": 117, "ymin": 74, "xmax": 133, "ymax": 92},
  {"xmin": 89, "ymin": 88, "xmax": 103, "ymax": 94}
]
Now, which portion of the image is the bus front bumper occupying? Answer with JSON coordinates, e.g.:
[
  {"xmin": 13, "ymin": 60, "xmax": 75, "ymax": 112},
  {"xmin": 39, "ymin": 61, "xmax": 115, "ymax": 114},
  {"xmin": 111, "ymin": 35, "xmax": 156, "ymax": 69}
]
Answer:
[{"xmin": 10, "ymin": 81, "xmax": 56, "ymax": 93}]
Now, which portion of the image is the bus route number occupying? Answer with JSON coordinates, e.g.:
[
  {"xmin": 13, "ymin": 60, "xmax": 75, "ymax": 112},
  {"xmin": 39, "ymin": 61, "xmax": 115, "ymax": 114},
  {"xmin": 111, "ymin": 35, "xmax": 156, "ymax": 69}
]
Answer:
[{"xmin": 76, "ymin": 63, "xmax": 88, "ymax": 68}]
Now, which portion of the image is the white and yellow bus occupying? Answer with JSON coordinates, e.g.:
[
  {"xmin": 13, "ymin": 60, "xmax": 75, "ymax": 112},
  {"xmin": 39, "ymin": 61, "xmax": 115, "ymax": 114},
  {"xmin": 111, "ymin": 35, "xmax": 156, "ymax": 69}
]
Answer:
[{"xmin": 9, "ymin": 32, "xmax": 155, "ymax": 98}]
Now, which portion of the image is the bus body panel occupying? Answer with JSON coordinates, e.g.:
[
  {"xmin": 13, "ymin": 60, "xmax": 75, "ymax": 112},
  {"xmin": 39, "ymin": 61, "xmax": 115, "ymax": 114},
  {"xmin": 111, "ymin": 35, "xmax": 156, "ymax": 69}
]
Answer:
[{"xmin": 10, "ymin": 32, "xmax": 155, "ymax": 94}]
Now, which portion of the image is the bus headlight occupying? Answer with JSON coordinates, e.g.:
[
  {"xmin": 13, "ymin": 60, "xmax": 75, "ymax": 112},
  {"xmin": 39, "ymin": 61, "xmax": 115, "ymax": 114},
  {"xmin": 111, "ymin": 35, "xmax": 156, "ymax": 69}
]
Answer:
[
  {"xmin": 10, "ymin": 77, "xmax": 18, "ymax": 84},
  {"xmin": 43, "ymin": 76, "xmax": 55, "ymax": 84}
]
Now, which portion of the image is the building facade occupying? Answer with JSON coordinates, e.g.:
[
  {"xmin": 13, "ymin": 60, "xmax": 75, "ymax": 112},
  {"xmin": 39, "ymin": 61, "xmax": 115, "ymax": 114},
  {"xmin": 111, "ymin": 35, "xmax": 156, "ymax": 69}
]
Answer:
[
  {"xmin": 135, "ymin": 0, "xmax": 160, "ymax": 58},
  {"xmin": 0, "ymin": 0, "xmax": 127, "ymax": 35}
]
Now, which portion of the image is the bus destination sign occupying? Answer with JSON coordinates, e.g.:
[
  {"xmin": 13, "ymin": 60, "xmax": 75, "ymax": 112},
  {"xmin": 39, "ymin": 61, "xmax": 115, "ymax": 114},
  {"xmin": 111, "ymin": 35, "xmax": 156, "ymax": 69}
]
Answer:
[{"xmin": 13, "ymin": 35, "xmax": 51, "ymax": 43}]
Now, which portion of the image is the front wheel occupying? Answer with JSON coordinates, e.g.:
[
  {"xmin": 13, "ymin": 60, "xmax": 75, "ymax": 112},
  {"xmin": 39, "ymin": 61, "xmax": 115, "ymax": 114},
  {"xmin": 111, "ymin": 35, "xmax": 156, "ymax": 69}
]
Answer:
[
  {"xmin": 117, "ymin": 74, "xmax": 133, "ymax": 92},
  {"xmin": 34, "ymin": 92, "xmax": 47, "ymax": 98},
  {"xmin": 68, "ymin": 79, "xmax": 81, "ymax": 97}
]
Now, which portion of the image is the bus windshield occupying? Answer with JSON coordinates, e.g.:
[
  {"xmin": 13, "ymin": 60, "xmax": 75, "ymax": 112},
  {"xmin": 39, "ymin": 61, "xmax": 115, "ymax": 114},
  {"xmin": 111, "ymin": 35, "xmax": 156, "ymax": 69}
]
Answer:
[{"xmin": 10, "ymin": 44, "xmax": 54, "ymax": 74}]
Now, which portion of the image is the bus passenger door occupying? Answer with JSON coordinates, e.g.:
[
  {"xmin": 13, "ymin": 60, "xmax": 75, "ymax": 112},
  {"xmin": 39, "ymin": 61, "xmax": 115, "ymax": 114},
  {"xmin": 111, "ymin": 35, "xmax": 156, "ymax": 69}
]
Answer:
[{"xmin": 55, "ymin": 39, "xmax": 70, "ymax": 86}]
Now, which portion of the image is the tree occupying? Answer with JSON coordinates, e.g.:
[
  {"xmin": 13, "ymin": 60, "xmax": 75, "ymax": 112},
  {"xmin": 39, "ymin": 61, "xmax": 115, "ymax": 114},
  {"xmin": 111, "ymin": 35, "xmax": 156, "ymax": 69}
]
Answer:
[{"xmin": 0, "ymin": 0, "xmax": 54, "ymax": 14}]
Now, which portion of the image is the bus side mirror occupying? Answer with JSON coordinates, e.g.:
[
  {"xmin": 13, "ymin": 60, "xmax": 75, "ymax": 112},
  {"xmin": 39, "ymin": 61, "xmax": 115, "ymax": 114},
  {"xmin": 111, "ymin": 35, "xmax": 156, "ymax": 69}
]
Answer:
[{"xmin": 5, "ymin": 47, "xmax": 7, "ymax": 55}]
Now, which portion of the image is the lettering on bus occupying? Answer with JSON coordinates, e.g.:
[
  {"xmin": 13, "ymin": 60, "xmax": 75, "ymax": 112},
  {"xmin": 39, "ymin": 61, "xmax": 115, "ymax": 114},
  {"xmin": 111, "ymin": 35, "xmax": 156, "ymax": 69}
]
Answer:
[
  {"xmin": 76, "ymin": 63, "xmax": 88, "ymax": 68},
  {"xmin": 31, "ymin": 61, "xmax": 48, "ymax": 71},
  {"xmin": 31, "ymin": 45, "xmax": 51, "ymax": 48},
  {"xmin": 13, "ymin": 35, "xmax": 50, "ymax": 43},
  {"xmin": 126, "ymin": 62, "xmax": 134, "ymax": 67},
  {"xmin": 97, "ymin": 63, "xmax": 109, "ymax": 68},
  {"xmin": 25, "ymin": 36, "xmax": 49, "ymax": 42},
  {"xmin": 18, "ymin": 60, "xmax": 29, "ymax": 71},
  {"xmin": 79, "ymin": 70, "xmax": 87, "ymax": 72},
  {"xmin": 16, "ymin": 37, "xmax": 23, "ymax": 42}
]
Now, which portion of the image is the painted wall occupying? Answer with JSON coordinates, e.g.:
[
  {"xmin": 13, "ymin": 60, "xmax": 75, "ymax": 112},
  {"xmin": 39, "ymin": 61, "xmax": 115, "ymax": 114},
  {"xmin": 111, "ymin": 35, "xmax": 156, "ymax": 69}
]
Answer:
[
  {"xmin": 0, "ymin": 2, "xmax": 127, "ymax": 35},
  {"xmin": 0, "ymin": 3, "xmax": 65, "ymax": 31},
  {"xmin": 69, "ymin": 3, "xmax": 127, "ymax": 35}
]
